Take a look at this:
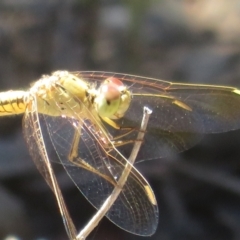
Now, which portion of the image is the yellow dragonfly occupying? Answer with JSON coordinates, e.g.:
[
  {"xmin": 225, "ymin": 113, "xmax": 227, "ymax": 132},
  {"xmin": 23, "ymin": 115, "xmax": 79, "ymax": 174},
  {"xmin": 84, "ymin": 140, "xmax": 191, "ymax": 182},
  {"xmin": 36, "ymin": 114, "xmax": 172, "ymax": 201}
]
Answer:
[{"xmin": 1, "ymin": 71, "xmax": 240, "ymax": 239}]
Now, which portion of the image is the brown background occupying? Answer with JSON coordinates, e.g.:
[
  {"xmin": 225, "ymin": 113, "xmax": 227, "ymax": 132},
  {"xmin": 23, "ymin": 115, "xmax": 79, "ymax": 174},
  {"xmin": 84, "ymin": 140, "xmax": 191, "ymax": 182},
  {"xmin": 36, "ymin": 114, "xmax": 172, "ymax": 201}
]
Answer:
[{"xmin": 1, "ymin": 0, "xmax": 240, "ymax": 239}]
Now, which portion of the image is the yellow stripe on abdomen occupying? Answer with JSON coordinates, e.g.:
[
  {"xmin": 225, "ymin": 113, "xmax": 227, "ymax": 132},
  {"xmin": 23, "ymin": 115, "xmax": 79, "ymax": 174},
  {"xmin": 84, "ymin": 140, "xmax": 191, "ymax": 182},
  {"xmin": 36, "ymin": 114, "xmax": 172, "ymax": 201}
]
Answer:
[{"xmin": 0, "ymin": 91, "xmax": 28, "ymax": 116}]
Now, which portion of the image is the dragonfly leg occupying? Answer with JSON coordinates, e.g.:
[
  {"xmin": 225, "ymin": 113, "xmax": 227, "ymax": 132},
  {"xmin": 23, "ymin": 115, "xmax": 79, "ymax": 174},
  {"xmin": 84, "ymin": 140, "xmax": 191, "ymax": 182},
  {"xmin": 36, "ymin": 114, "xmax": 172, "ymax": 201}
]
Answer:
[
  {"xmin": 101, "ymin": 116, "xmax": 134, "ymax": 131},
  {"xmin": 68, "ymin": 124, "xmax": 82, "ymax": 161},
  {"xmin": 100, "ymin": 115, "xmax": 147, "ymax": 148},
  {"xmin": 68, "ymin": 123, "xmax": 117, "ymax": 187},
  {"xmin": 112, "ymin": 139, "xmax": 143, "ymax": 148},
  {"xmin": 111, "ymin": 128, "xmax": 136, "ymax": 140}
]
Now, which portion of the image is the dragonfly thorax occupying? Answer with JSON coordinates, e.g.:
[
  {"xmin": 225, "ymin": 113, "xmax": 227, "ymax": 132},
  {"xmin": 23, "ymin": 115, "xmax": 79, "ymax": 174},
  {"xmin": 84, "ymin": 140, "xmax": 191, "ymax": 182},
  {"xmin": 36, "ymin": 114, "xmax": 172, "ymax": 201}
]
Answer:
[{"xmin": 30, "ymin": 71, "xmax": 91, "ymax": 117}]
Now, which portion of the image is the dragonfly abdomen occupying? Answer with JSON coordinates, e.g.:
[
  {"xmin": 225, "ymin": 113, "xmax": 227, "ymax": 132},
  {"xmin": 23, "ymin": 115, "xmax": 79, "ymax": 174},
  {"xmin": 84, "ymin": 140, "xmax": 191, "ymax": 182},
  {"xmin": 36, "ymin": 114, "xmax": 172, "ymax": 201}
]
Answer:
[{"xmin": 0, "ymin": 90, "xmax": 28, "ymax": 116}]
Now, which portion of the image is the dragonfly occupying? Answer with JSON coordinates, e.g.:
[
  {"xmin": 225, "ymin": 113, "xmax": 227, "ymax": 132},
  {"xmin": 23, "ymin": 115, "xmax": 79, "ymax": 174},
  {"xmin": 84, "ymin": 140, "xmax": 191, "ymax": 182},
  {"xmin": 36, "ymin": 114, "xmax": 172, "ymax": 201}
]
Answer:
[{"xmin": 1, "ymin": 71, "xmax": 240, "ymax": 239}]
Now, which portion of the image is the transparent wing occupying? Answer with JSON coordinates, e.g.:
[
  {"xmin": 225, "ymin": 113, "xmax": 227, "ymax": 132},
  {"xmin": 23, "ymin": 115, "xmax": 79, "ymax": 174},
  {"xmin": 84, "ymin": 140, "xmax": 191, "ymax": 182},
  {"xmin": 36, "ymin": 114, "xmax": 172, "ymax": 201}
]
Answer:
[
  {"xmin": 75, "ymin": 71, "xmax": 240, "ymax": 160},
  {"xmin": 34, "ymin": 86, "xmax": 158, "ymax": 236},
  {"xmin": 23, "ymin": 96, "xmax": 77, "ymax": 240},
  {"xmin": 42, "ymin": 114, "xmax": 158, "ymax": 235}
]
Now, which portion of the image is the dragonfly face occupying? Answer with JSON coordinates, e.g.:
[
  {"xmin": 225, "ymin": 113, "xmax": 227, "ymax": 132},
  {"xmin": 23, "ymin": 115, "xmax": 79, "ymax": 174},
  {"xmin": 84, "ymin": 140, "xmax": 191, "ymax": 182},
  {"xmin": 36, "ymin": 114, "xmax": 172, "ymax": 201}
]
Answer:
[
  {"xmin": 1, "ymin": 71, "xmax": 240, "ymax": 238},
  {"xmin": 95, "ymin": 77, "xmax": 131, "ymax": 119}
]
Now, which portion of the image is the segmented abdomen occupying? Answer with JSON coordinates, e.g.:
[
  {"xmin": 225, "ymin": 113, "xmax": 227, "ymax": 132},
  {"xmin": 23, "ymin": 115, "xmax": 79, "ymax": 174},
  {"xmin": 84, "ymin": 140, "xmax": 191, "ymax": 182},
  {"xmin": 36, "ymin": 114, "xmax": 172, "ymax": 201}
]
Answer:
[{"xmin": 0, "ymin": 91, "xmax": 28, "ymax": 116}]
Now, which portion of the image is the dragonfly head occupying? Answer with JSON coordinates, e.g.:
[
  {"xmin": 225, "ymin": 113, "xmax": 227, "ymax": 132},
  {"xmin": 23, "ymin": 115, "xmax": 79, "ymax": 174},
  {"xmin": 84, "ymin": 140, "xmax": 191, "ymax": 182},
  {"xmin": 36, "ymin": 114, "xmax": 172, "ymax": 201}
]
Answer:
[{"xmin": 95, "ymin": 77, "xmax": 131, "ymax": 119}]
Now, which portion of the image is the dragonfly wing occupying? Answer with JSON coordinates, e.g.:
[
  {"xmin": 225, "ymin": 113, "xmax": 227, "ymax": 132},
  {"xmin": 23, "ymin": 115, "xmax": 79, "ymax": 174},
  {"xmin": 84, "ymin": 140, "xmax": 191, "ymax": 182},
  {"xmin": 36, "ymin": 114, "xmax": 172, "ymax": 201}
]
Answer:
[
  {"xmin": 28, "ymin": 80, "xmax": 159, "ymax": 236},
  {"xmin": 42, "ymin": 113, "xmax": 158, "ymax": 236},
  {"xmin": 77, "ymin": 71, "xmax": 240, "ymax": 133},
  {"xmin": 113, "ymin": 94, "xmax": 204, "ymax": 161},
  {"xmin": 122, "ymin": 82, "xmax": 240, "ymax": 161},
  {"xmin": 23, "ymin": 97, "xmax": 77, "ymax": 239},
  {"xmin": 76, "ymin": 72, "xmax": 240, "ymax": 160}
]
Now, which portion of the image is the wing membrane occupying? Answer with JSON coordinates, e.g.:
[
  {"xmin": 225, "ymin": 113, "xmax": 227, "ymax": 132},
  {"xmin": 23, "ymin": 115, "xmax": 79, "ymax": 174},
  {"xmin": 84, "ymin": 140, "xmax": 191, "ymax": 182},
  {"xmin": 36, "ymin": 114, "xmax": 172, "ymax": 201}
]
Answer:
[
  {"xmin": 75, "ymin": 72, "xmax": 240, "ymax": 160},
  {"xmin": 35, "ymin": 85, "xmax": 158, "ymax": 236},
  {"xmin": 23, "ymin": 96, "xmax": 77, "ymax": 240}
]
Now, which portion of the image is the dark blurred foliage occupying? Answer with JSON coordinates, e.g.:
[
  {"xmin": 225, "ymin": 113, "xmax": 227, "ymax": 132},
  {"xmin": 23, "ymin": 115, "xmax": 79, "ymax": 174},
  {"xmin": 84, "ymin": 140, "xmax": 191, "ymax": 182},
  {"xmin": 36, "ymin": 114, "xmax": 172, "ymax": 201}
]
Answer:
[{"xmin": 1, "ymin": 0, "xmax": 240, "ymax": 239}]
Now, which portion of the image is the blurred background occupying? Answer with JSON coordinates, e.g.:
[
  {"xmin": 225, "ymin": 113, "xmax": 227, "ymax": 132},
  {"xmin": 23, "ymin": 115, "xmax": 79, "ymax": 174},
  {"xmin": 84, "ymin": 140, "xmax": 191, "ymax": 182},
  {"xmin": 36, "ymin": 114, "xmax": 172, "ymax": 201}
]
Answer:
[{"xmin": 1, "ymin": 0, "xmax": 240, "ymax": 239}]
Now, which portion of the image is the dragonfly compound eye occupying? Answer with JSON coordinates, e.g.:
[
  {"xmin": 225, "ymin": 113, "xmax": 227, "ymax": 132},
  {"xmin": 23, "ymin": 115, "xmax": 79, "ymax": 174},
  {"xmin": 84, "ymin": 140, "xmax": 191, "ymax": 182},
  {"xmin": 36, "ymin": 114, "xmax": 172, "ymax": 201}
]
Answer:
[
  {"xmin": 96, "ymin": 77, "xmax": 131, "ymax": 119},
  {"xmin": 96, "ymin": 80, "xmax": 121, "ymax": 118}
]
